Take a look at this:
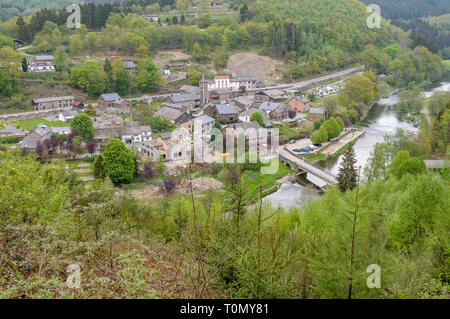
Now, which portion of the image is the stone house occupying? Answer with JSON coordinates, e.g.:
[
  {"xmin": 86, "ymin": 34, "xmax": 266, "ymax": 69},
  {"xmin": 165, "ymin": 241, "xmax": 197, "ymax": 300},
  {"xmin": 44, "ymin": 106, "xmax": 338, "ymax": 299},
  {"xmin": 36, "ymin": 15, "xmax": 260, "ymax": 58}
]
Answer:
[
  {"xmin": 193, "ymin": 115, "xmax": 215, "ymax": 139},
  {"xmin": 32, "ymin": 96, "xmax": 75, "ymax": 111},
  {"xmin": 288, "ymin": 96, "xmax": 310, "ymax": 113},
  {"xmin": 97, "ymin": 93, "xmax": 131, "ymax": 112},
  {"xmin": 19, "ymin": 124, "xmax": 52, "ymax": 150},
  {"xmin": 254, "ymin": 90, "xmax": 287, "ymax": 103},
  {"xmin": 92, "ymin": 115, "xmax": 124, "ymax": 146},
  {"xmin": 204, "ymin": 103, "xmax": 238, "ymax": 123},
  {"xmin": 258, "ymin": 102, "xmax": 289, "ymax": 121},
  {"xmin": 155, "ymin": 107, "xmax": 194, "ymax": 126},
  {"xmin": 165, "ymin": 93, "xmax": 200, "ymax": 112},
  {"xmin": 123, "ymin": 61, "xmax": 136, "ymax": 73}
]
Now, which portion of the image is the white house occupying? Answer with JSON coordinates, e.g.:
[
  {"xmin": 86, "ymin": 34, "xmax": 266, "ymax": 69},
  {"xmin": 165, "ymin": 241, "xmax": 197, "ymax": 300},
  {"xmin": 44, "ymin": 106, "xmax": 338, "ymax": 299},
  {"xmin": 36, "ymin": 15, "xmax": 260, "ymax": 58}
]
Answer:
[
  {"xmin": 28, "ymin": 55, "xmax": 56, "ymax": 72},
  {"xmin": 147, "ymin": 15, "xmax": 159, "ymax": 22},
  {"xmin": 121, "ymin": 121, "xmax": 152, "ymax": 150},
  {"xmin": 207, "ymin": 75, "xmax": 257, "ymax": 91},
  {"xmin": 58, "ymin": 110, "xmax": 78, "ymax": 122}
]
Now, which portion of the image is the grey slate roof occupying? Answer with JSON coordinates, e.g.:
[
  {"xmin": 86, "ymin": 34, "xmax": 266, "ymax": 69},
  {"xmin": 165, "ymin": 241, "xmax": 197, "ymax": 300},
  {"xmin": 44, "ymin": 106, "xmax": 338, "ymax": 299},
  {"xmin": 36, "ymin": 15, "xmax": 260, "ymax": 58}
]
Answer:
[
  {"xmin": 21, "ymin": 139, "xmax": 39, "ymax": 150},
  {"xmin": 233, "ymin": 76, "xmax": 256, "ymax": 82},
  {"xmin": 51, "ymin": 127, "xmax": 71, "ymax": 135},
  {"xmin": 33, "ymin": 124, "xmax": 52, "ymax": 137},
  {"xmin": 179, "ymin": 85, "xmax": 200, "ymax": 94},
  {"xmin": 226, "ymin": 121, "xmax": 262, "ymax": 131},
  {"xmin": 35, "ymin": 55, "xmax": 54, "ymax": 60},
  {"xmin": 32, "ymin": 96, "xmax": 74, "ymax": 104},
  {"xmin": 155, "ymin": 107, "xmax": 184, "ymax": 121},
  {"xmin": 309, "ymin": 107, "xmax": 325, "ymax": 115},
  {"xmin": 259, "ymin": 102, "xmax": 281, "ymax": 112},
  {"xmin": 216, "ymin": 103, "xmax": 237, "ymax": 115},
  {"xmin": 123, "ymin": 61, "xmax": 136, "ymax": 69},
  {"xmin": 169, "ymin": 93, "xmax": 199, "ymax": 103},
  {"xmin": 100, "ymin": 93, "xmax": 122, "ymax": 102},
  {"xmin": 0, "ymin": 124, "xmax": 23, "ymax": 135},
  {"xmin": 162, "ymin": 102, "xmax": 183, "ymax": 110},
  {"xmin": 60, "ymin": 110, "xmax": 78, "ymax": 118},
  {"xmin": 193, "ymin": 115, "xmax": 215, "ymax": 126}
]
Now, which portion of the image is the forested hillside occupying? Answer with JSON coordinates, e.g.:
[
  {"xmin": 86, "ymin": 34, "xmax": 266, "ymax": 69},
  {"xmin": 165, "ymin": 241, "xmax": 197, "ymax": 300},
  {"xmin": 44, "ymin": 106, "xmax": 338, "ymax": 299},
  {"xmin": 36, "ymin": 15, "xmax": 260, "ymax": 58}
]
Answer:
[
  {"xmin": 0, "ymin": 0, "xmax": 74, "ymax": 21},
  {"xmin": 360, "ymin": 0, "xmax": 450, "ymax": 20}
]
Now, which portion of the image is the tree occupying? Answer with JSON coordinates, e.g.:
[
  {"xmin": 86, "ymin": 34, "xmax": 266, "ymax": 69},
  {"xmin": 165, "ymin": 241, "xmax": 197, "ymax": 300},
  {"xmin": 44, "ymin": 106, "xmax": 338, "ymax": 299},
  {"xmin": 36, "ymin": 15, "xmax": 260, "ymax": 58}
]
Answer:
[
  {"xmin": 85, "ymin": 141, "xmax": 97, "ymax": 154},
  {"xmin": 389, "ymin": 150, "xmax": 410, "ymax": 176},
  {"xmin": 104, "ymin": 58, "xmax": 112, "ymax": 74},
  {"xmin": 102, "ymin": 139, "xmax": 135, "ymax": 184},
  {"xmin": 197, "ymin": 14, "xmax": 212, "ymax": 29},
  {"xmin": 70, "ymin": 35, "xmax": 83, "ymax": 56},
  {"xmin": 250, "ymin": 112, "xmax": 264, "ymax": 127},
  {"xmin": 359, "ymin": 45, "xmax": 379, "ymax": 70},
  {"xmin": 143, "ymin": 161, "xmax": 157, "ymax": 180},
  {"xmin": 319, "ymin": 125, "xmax": 329, "ymax": 142},
  {"xmin": 71, "ymin": 113, "xmax": 94, "ymax": 141},
  {"xmin": 21, "ymin": 58, "xmax": 27, "ymax": 72},
  {"xmin": 324, "ymin": 98, "xmax": 337, "ymax": 118},
  {"xmin": 339, "ymin": 74, "xmax": 377, "ymax": 107},
  {"xmin": 288, "ymin": 109, "xmax": 296, "ymax": 119},
  {"xmin": 136, "ymin": 58, "xmax": 165, "ymax": 93},
  {"xmin": 93, "ymin": 154, "xmax": 104, "ymax": 179},
  {"xmin": 337, "ymin": 146, "xmax": 358, "ymax": 192},
  {"xmin": 71, "ymin": 60, "xmax": 108, "ymax": 96},
  {"xmin": 310, "ymin": 131, "xmax": 323, "ymax": 145},
  {"xmin": 399, "ymin": 88, "xmax": 423, "ymax": 113},
  {"xmin": 364, "ymin": 142, "xmax": 390, "ymax": 183},
  {"xmin": 187, "ymin": 68, "xmax": 201, "ymax": 85},
  {"xmin": 395, "ymin": 157, "xmax": 426, "ymax": 179},
  {"xmin": 180, "ymin": 15, "xmax": 185, "ymax": 25},
  {"xmin": 85, "ymin": 104, "xmax": 96, "ymax": 117},
  {"xmin": 240, "ymin": 4, "xmax": 249, "ymax": 23},
  {"xmin": 54, "ymin": 47, "xmax": 68, "ymax": 72}
]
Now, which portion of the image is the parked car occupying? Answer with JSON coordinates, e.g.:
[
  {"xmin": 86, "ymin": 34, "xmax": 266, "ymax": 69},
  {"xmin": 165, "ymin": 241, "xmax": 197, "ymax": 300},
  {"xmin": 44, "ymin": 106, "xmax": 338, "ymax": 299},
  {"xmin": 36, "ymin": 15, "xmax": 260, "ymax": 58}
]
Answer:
[
  {"xmin": 289, "ymin": 139, "xmax": 296, "ymax": 144},
  {"xmin": 293, "ymin": 148, "xmax": 311, "ymax": 152}
]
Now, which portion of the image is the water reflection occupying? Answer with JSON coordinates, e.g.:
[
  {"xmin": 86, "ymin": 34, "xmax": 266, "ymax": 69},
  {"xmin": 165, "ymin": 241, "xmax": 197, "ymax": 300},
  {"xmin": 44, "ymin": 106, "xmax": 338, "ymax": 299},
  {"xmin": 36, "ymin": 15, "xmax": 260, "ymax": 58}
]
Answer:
[
  {"xmin": 263, "ymin": 182, "xmax": 320, "ymax": 211},
  {"xmin": 317, "ymin": 82, "xmax": 449, "ymax": 175}
]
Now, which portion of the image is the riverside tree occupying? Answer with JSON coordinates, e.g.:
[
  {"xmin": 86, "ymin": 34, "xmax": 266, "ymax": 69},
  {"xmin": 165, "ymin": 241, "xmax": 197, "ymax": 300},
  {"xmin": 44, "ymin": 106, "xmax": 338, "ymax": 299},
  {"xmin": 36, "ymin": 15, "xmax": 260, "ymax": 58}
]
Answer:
[{"xmin": 337, "ymin": 146, "xmax": 358, "ymax": 192}]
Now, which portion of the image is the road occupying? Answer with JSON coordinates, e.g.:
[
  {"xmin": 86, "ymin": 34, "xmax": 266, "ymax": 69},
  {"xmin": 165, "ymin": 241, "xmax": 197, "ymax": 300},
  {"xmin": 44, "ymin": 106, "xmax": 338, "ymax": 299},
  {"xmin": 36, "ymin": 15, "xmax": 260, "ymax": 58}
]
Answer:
[{"xmin": 246, "ymin": 66, "xmax": 364, "ymax": 92}]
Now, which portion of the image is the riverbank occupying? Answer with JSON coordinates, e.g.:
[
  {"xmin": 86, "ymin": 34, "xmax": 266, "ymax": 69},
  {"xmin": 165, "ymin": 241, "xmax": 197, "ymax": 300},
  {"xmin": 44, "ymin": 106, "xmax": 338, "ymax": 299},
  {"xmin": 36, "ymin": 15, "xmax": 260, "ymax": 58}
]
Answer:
[{"xmin": 304, "ymin": 128, "xmax": 365, "ymax": 164}]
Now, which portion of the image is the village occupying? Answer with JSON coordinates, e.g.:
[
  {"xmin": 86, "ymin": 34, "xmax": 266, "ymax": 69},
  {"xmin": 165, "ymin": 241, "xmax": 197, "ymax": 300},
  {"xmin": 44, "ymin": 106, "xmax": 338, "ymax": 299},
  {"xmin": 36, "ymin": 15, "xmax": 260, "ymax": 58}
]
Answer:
[{"xmin": 0, "ymin": 53, "xmax": 362, "ymax": 178}]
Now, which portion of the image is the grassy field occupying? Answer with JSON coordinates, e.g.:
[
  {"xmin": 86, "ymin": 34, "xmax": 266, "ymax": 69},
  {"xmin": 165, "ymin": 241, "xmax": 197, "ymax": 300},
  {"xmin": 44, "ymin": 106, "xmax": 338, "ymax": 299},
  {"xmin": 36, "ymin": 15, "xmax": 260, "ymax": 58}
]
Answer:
[
  {"xmin": 155, "ymin": 5, "xmax": 237, "ymax": 22},
  {"xmin": 18, "ymin": 118, "xmax": 68, "ymax": 130}
]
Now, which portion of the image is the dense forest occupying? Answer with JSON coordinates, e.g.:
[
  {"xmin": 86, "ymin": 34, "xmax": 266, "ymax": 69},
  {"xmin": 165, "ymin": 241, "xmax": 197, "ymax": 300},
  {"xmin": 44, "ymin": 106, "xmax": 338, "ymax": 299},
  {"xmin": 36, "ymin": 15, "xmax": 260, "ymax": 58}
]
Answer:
[
  {"xmin": 391, "ymin": 18, "xmax": 450, "ymax": 59},
  {"xmin": 360, "ymin": 0, "xmax": 450, "ymax": 20}
]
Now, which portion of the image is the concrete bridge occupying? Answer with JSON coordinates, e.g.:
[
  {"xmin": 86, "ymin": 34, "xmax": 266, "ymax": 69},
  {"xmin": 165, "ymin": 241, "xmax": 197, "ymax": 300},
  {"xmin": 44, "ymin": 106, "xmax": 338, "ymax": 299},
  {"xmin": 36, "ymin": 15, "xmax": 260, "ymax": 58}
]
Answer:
[{"xmin": 279, "ymin": 149, "xmax": 337, "ymax": 187}]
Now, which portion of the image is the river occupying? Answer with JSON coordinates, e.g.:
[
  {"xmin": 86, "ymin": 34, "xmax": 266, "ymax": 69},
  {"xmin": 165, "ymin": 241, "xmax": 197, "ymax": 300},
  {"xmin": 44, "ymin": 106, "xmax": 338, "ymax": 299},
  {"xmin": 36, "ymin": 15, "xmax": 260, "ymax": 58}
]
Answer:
[{"xmin": 264, "ymin": 80, "xmax": 450, "ymax": 210}]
